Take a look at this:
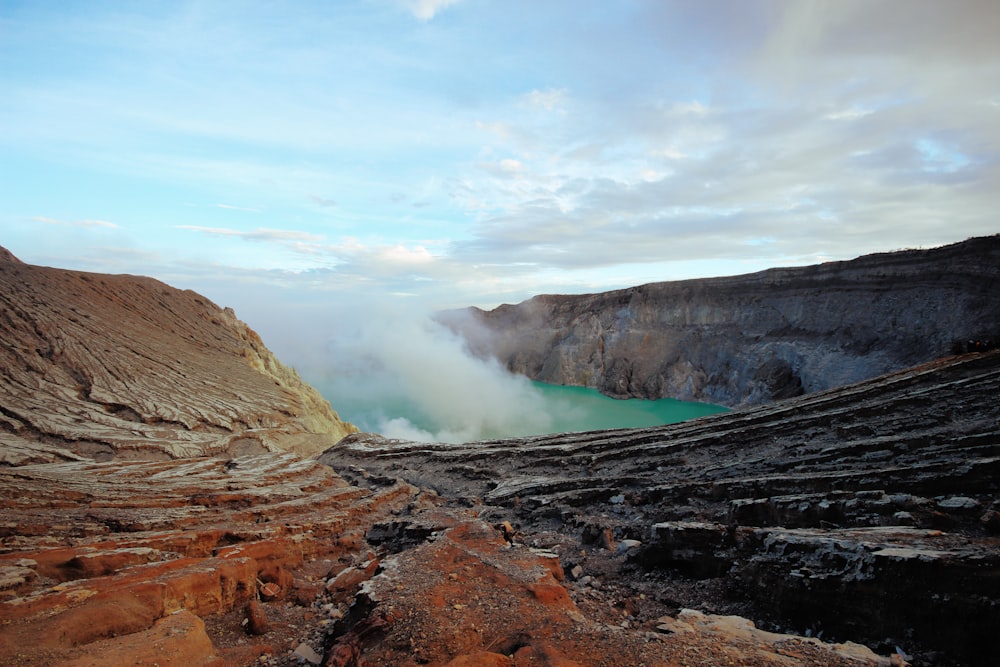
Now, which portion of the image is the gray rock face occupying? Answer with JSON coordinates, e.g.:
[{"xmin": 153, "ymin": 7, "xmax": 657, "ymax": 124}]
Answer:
[{"xmin": 446, "ymin": 235, "xmax": 1000, "ymax": 407}]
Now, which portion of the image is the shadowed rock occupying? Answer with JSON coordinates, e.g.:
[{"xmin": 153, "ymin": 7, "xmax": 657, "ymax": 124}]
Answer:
[
  {"xmin": 327, "ymin": 350, "xmax": 1000, "ymax": 665},
  {"xmin": 444, "ymin": 235, "xmax": 1000, "ymax": 407}
]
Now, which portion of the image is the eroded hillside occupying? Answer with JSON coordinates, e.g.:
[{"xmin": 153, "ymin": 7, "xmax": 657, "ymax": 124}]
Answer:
[{"xmin": 0, "ymin": 248, "xmax": 356, "ymax": 464}]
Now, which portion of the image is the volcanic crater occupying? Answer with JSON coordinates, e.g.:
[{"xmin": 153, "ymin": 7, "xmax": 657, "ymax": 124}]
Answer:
[{"xmin": 2, "ymin": 239, "xmax": 999, "ymax": 666}]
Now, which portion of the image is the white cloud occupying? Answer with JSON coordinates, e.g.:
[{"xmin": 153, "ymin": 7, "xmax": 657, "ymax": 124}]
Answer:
[
  {"xmin": 826, "ymin": 107, "xmax": 874, "ymax": 122},
  {"xmin": 673, "ymin": 101, "xmax": 709, "ymax": 116},
  {"xmin": 499, "ymin": 158, "xmax": 523, "ymax": 173},
  {"xmin": 521, "ymin": 88, "xmax": 569, "ymax": 112},
  {"xmin": 32, "ymin": 216, "xmax": 120, "ymax": 229},
  {"xmin": 376, "ymin": 244, "xmax": 435, "ymax": 265},
  {"xmin": 176, "ymin": 226, "xmax": 324, "ymax": 243},
  {"xmin": 404, "ymin": 0, "xmax": 462, "ymax": 21},
  {"xmin": 310, "ymin": 195, "xmax": 337, "ymax": 208},
  {"xmin": 215, "ymin": 203, "xmax": 261, "ymax": 213},
  {"xmin": 6, "ymin": 0, "xmax": 999, "ymax": 317}
]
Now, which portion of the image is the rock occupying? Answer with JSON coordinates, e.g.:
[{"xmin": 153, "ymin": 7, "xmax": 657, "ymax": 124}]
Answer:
[
  {"xmin": 892, "ymin": 511, "xmax": 915, "ymax": 525},
  {"xmin": 529, "ymin": 582, "xmax": 571, "ymax": 606},
  {"xmin": 0, "ymin": 564, "xmax": 36, "ymax": 595},
  {"xmin": 57, "ymin": 610, "xmax": 219, "ymax": 667},
  {"xmin": 4, "ymin": 246, "xmax": 991, "ymax": 667},
  {"xmin": 647, "ymin": 522, "xmax": 735, "ymax": 577},
  {"xmin": 442, "ymin": 235, "xmax": 1000, "ymax": 407},
  {"xmin": 981, "ymin": 509, "xmax": 1000, "ymax": 532},
  {"xmin": 615, "ymin": 539, "xmax": 642, "ymax": 556},
  {"xmin": 937, "ymin": 496, "xmax": 980, "ymax": 510},
  {"xmin": 293, "ymin": 580, "xmax": 325, "ymax": 606},
  {"xmin": 498, "ymin": 520, "xmax": 516, "ymax": 542},
  {"xmin": 655, "ymin": 615, "xmax": 695, "ymax": 635},
  {"xmin": 325, "ymin": 558, "xmax": 380, "ymax": 597},
  {"xmin": 245, "ymin": 599, "xmax": 269, "ymax": 635},
  {"xmin": 598, "ymin": 528, "xmax": 615, "ymax": 551},
  {"xmin": 0, "ymin": 453, "xmax": 418, "ymax": 666},
  {"xmin": 445, "ymin": 651, "xmax": 512, "ymax": 666},
  {"xmin": 292, "ymin": 642, "xmax": 323, "ymax": 665}
]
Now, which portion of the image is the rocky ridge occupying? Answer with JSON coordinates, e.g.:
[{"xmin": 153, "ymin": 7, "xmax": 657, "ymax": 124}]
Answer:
[
  {"xmin": 0, "ymin": 248, "xmax": 356, "ymax": 464},
  {"xmin": 446, "ymin": 235, "xmax": 1000, "ymax": 407}
]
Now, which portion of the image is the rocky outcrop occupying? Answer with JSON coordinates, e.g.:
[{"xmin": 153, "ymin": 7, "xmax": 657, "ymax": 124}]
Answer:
[
  {"xmin": 446, "ymin": 235, "xmax": 1000, "ymax": 407},
  {"xmin": 0, "ymin": 247, "xmax": 356, "ymax": 463},
  {"xmin": 328, "ymin": 350, "xmax": 1000, "ymax": 665},
  {"xmin": 0, "ymin": 452, "xmax": 422, "ymax": 665},
  {"xmin": 0, "ymin": 451, "xmax": 899, "ymax": 667}
]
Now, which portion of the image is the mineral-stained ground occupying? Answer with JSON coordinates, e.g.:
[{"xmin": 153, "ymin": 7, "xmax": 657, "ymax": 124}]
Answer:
[{"xmin": 1, "ymin": 245, "xmax": 998, "ymax": 666}]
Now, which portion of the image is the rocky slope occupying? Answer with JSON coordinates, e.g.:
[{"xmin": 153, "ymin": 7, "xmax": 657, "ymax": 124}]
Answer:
[
  {"xmin": 445, "ymin": 235, "xmax": 1000, "ymax": 407},
  {"xmin": 0, "ymin": 247, "xmax": 356, "ymax": 464},
  {"xmin": 0, "ymin": 450, "xmax": 898, "ymax": 667},
  {"xmin": 328, "ymin": 349, "xmax": 1000, "ymax": 666}
]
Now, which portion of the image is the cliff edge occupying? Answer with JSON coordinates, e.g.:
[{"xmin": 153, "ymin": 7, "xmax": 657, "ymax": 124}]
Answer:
[
  {"xmin": 0, "ymin": 248, "xmax": 357, "ymax": 464},
  {"xmin": 449, "ymin": 235, "xmax": 1000, "ymax": 407}
]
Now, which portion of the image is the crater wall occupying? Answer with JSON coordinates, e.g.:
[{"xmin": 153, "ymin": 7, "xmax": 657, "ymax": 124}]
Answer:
[{"xmin": 448, "ymin": 235, "xmax": 1000, "ymax": 406}]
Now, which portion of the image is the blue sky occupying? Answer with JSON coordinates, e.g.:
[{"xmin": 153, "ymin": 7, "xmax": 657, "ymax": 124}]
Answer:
[{"xmin": 3, "ymin": 0, "xmax": 999, "ymax": 321}]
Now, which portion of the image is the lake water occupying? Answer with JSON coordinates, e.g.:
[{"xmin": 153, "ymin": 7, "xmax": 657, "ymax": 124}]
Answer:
[
  {"xmin": 320, "ymin": 377, "xmax": 728, "ymax": 443},
  {"xmin": 527, "ymin": 382, "xmax": 729, "ymax": 433}
]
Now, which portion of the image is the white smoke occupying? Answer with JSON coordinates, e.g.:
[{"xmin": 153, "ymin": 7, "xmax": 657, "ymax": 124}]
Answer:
[{"xmin": 299, "ymin": 298, "xmax": 555, "ymax": 443}]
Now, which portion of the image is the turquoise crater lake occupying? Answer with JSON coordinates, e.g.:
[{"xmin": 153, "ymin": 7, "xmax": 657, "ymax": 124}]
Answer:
[
  {"xmin": 319, "ymin": 376, "xmax": 729, "ymax": 443},
  {"xmin": 527, "ymin": 381, "xmax": 729, "ymax": 433}
]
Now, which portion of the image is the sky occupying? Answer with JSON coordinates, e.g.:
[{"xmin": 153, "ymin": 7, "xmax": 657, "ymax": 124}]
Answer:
[{"xmin": 2, "ymin": 1, "xmax": 999, "ymax": 439}]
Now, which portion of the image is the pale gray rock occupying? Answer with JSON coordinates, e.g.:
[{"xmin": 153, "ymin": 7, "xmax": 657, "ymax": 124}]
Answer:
[{"xmin": 292, "ymin": 642, "xmax": 323, "ymax": 665}]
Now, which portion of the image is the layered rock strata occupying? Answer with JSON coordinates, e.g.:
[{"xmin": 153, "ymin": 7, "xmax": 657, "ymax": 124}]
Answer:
[
  {"xmin": 0, "ymin": 452, "xmax": 897, "ymax": 667},
  {"xmin": 0, "ymin": 452, "xmax": 421, "ymax": 665},
  {"xmin": 328, "ymin": 350, "xmax": 1000, "ymax": 665},
  {"xmin": 0, "ymin": 247, "xmax": 356, "ymax": 463},
  {"xmin": 445, "ymin": 235, "xmax": 1000, "ymax": 406}
]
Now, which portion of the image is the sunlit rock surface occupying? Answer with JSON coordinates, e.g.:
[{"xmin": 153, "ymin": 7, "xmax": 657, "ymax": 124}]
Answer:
[
  {"xmin": 0, "ymin": 453, "xmax": 419, "ymax": 665},
  {"xmin": 446, "ymin": 235, "xmax": 1000, "ymax": 407},
  {"xmin": 0, "ymin": 247, "xmax": 356, "ymax": 463}
]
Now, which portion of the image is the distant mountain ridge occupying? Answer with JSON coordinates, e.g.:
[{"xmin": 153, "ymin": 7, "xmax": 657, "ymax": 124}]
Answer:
[
  {"xmin": 0, "ymin": 247, "xmax": 356, "ymax": 464},
  {"xmin": 448, "ymin": 235, "xmax": 1000, "ymax": 407}
]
